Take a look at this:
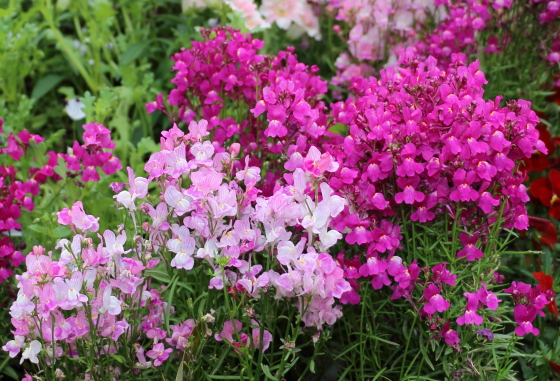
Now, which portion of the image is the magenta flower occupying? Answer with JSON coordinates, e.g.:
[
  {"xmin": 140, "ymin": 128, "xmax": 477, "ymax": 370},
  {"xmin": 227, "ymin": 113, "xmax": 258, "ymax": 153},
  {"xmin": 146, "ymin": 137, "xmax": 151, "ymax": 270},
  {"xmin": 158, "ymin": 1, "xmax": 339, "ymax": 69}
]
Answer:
[
  {"xmin": 393, "ymin": 261, "xmax": 420, "ymax": 289},
  {"xmin": 359, "ymin": 254, "xmax": 387, "ymax": 277},
  {"xmin": 396, "ymin": 143, "xmax": 424, "ymax": 177},
  {"xmin": 478, "ymin": 192, "xmax": 500, "ymax": 213},
  {"xmin": 345, "ymin": 215, "xmax": 372, "ymax": 245},
  {"xmin": 440, "ymin": 322, "xmax": 460, "ymax": 346},
  {"xmin": 395, "ymin": 176, "xmax": 425, "ymax": 205},
  {"xmin": 422, "ymin": 284, "xmax": 450, "ymax": 315},
  {"xmin": 457, "ymin": 233, "xmax": 484, "ymax": 261},
  {"xmin": 476, "ymin": 283, "xmax": 501, "ymax": 310},
  {"xmin": 371, "ymin": 221, "xmax": 402, "ymax": 253},
  {"xmin": 456, "ymin": 292, "xmax": 483, "ymax": 325},
  {"xmin": 431, "ymin": 262, "xmax": 456, "ymax": 286},
  {"xmin": 450, "ymin": 169, "xmax": 479, "ymax": 202},
  {"xmin": 513, "ymin": 305, "xmax": 540, "ymax": 336}
]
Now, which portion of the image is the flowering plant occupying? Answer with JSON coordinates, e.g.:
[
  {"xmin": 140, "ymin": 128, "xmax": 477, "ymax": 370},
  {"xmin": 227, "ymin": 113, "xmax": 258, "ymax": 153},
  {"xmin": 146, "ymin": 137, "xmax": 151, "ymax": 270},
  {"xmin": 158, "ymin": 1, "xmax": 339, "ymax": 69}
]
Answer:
[{"xmin": 3, "ymin": 25, "xmax": 559, "ymax": 380}]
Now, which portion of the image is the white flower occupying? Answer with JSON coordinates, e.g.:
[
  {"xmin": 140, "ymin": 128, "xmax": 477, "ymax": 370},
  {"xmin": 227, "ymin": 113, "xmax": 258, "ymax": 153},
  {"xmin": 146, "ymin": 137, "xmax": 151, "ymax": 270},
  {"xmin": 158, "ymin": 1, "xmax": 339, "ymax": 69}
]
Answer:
[
  {"xmin": 20, "ymin": 340, "xmax": 41, "ymax": 364},
  {"xmin": 65, "ymin": 98, "xmax": 86, "ymax": 120}
]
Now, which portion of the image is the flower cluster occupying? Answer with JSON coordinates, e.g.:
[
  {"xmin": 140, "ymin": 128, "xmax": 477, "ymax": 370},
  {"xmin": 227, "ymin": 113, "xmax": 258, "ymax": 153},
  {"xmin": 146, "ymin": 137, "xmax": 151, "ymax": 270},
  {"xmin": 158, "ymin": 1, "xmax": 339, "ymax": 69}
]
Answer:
[
  {"xmin": 0, "ymin": 119, "xmax": 54, "ymax": 283},
  {"xmin": 185, "ymin": 0, "xmax": 320, "ymax": 38},
  {"xmin": 215, "ymin": 319, "xmax": 272, "ymax": 352},
  {"xmin": 327, "ymin": 50, "xmax": 544, "ymax": 269},
  {"xmin": 147, "ymin": 26, "xmax": 329, "ymax": 195},
  {"xmin": 328, "ymin": 0, "xmax": 437, "ymax": 86},
  {"xmin": 411, "ymin": 0, "xmax": 498, "ymax": 68},
  {"xmin": 118, "ymin": 119, "xmax": 350, "ymax": 329},
  {"xmin": 2, "ymin": 208, "xmax": 202, "ymax": 378},
  {"xmin": 412, "ymin": 0, "xmax": 560, "ymax": 69},
  {"xmin": 4, "ymin": 26, "xmax": 557, "ymax": 380},
  {"xmin": 536, "ymin": 0, "xmax": 560, "ymax": 24},
  {"xmin": 456, "ymin": 283, "xmax": 501, "ymax": 326},
  {"xmin": 505, "ymin": 280, "xmax": 554, "ymax": 336},
  {"xmin": 59, "ymin": 122, "xmax": 122, "ymax": 182}
]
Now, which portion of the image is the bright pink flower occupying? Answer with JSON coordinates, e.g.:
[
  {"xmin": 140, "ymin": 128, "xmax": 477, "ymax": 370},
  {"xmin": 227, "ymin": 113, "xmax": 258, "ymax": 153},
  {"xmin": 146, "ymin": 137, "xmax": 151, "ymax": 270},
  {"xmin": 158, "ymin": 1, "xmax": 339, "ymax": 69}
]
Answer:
[
  {"xmin": 456, "ymin": 292, "xmax": 483, "ymax": 326},
  {"xmin": 450, "ymin": 170, "xmax": 479, "ymax": 202},
  {"xmin": 422, "ymin": 284, "xmax": 450, "ymax": 314},
  {"xmin": 457, "ymin": 233, "xmax": 484, "ymax": 261},
  {"xmin": 514, "ymin": 305, "xmax": 540, "ymax": 336},
  {"xmin": 476, "ymin": 283, "xmax": 501, "ymax": 310},
  {"xmin": 395, "ymin": 176, "xmax": 425, "ymax": 205}
]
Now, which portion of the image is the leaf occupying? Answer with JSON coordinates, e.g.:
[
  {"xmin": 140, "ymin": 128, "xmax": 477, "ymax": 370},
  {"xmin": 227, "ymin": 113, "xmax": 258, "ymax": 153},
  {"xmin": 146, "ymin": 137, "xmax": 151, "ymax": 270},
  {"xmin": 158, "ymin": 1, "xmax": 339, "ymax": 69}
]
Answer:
[
  {"xmin": 79, "ymin": 92, "xmax": 96, "ymax": 122},
  {"xmin": 145, "ymin": 269, "xmax": 171, "ymax": 283},
  {"xmin": 329, "ymin": 123, "xmax": 348, "ymax": 136},
  {"xmin": 108, "ymin": 354, "xmax": 126, "ymax": 364},
  {"xmin": 1, "ymin": 364, "xmax": 19, "ymax": 380},
  {"xmin": 28, "ymin": 224, "xmax": 48, "ymax": 235},
  {"xmin": 56, "ymin": 0, "xmax": 71, "ymax": 11},
  {"xmin": 0, "ymin": 7, "xmax": 15, "ymax": 17},
  {"xmin": 121, "ymin": 41, "xmax": 150, "ymax": 65},
  {"xmin": 55, "ymin": 156, "xmax": 67, "ymax": 178},
  {"xmin": 31, "ymin": 75, "xmax": 64, "ymax": 100},
  {"xmin": 260, "ymin": 364, "xmax": 279, "ymax": 381},
  {"xmin": 53, "ymin": 226, "xmax": 72, "ymax": 238},
  {"xmin": 175, "ymin": 356, "xmax": 184, "ymax": 381}
]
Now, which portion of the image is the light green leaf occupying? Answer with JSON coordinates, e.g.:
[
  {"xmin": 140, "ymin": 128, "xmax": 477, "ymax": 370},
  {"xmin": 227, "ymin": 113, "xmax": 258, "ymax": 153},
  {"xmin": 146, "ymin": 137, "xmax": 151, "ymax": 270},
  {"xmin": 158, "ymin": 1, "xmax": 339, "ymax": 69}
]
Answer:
[
  {"xmin": 53, "ymin": 226, "xmax": 72, "ymax": 238},
  {"xmin": 0, "ymin": 7, "xmax": 15, "ymax": 17},
  {"xmin": 329, "ymin": 123, "xmax": 348, "ymax": 136},
  {"xmin": 260, "ymin": 364, "xmax": 279, "ymax": 381},
  {"xmin": 28, "ymin": 224, "xmax": 48, "ymax": 235},
  {"xmin": 108, "ymin": 354, "xmax": 126, "ymax": 364}
]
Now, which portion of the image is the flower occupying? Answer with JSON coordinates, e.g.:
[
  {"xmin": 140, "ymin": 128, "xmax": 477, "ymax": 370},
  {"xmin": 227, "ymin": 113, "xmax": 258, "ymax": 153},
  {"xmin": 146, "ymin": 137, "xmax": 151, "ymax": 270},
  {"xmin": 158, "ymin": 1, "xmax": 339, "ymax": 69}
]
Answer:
[
  {"xmin": 20, "ymin": 340, "xmax": 41, "ymax": 364},
  {"xmin": 475, "ymin": 329, "xmax": 494, "ymax": 340},
  {"xmin": 533, "ymin": 272, "xmax": 558, "ymax": 319},
  {"xmin": 146, "ymin": 343, "xmax": 172, "ymax": 366},
  {"xmin": 513, "ymin": 305, "xmax": 540, "ymax": 336},
  {"xmin": 65, "ymin": 98, "xmax": 86, "ymax": 120},
  {"xmin": 440, "ymin": 322, "xmax": 460, "ymax": 346},
  {"xmin": 422, "ymin": 284, "xmax": 450, "ymax": 315},
  {"xmin": 457, "ymin": 233, "xmax": 484, "ymax": 261},
  {"xmin": 456, "ymin": 292, "xmax": 483, "ymax": 326},
  {"xmin": 528, "ymin": 216, "xmax": 558, "ymax": 249},
  {"xmin": 529, "ymin": 170, "xmax": 560, "ymax": 218}
]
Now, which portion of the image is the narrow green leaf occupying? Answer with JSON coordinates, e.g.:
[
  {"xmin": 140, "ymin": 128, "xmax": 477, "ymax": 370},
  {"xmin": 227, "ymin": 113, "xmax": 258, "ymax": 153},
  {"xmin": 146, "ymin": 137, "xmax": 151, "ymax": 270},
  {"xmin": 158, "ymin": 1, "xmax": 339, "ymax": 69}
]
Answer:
[
  {"xmin": 260, "ymin": 364, "xmax": 279, "ymax": 381},
  {"xmin": 31, "ymin": 74, "xmax": 64, "ymax": 100},
  {"xmin": 145, "ymin": 269, "xmax": 171, "ymax": 283},
  {"xmin": 109, "ymin": 354, "xmax": 126, "ymax": 364}
]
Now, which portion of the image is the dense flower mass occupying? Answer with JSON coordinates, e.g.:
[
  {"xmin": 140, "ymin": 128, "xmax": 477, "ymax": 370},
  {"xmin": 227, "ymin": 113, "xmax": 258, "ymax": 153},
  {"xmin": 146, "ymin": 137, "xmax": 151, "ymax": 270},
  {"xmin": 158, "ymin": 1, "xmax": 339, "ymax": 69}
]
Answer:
[
  {"xmin": 0, "ymin": 117, "xmax": 120, "ymax": 286},
  {"xmin": 2, "ymin": 24, "xmax": 558, "ymax": 381},
  {"xmin": 327, "ymin": 49, "xmax": 544, "ymax": 260}
]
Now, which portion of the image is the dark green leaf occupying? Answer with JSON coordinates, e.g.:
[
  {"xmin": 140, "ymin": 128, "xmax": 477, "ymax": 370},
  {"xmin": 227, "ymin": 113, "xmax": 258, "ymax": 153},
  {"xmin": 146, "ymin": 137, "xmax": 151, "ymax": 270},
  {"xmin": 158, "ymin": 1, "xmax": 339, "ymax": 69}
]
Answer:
[
  {"xmin": 31, "ymin": 74, "xmax": 64, "ymax": 100},
  {"xmin": 121, "ymin": 41, "xmax": 150, "ymax": 65}
]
